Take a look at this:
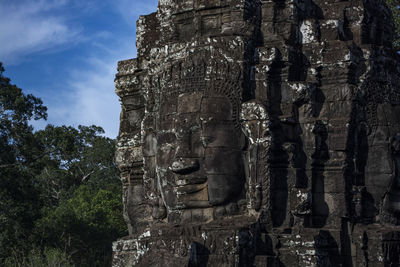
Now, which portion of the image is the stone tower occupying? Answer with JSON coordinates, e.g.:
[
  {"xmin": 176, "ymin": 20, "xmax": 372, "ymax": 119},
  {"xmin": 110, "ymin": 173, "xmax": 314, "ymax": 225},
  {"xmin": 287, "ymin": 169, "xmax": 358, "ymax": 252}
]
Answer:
[{"xmin": 112, "ymin": 0, "xmax": 400, "ymax": 266}]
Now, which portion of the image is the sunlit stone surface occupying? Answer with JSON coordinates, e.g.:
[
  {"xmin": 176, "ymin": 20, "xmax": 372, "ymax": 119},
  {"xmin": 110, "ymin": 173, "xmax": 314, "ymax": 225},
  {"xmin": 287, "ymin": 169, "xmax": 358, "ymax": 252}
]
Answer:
[{"xmin": 113, "ymin": 0, "xmax": 400, "ymax": 266}]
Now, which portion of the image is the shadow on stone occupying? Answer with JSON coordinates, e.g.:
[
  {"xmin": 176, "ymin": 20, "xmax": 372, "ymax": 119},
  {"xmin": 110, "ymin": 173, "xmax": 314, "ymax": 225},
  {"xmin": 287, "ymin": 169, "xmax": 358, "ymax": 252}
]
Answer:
[
  {"xmin": 340, "ymin": 218, "xmax": 354, "ymax": 267},
  {"xmin": 311, "ymin": 121, "xmax": 330, "ymax": 228},
  {"xmin": 314, "ymin": 230, "xmax": 341, "ymax": 267},
  {"xmin": 383, "ymin": 232, "xmax": 400, "ymax": 267},
  {"xmin": 188, "ymin": 242, "xmax": 210, "ymax": 267}
]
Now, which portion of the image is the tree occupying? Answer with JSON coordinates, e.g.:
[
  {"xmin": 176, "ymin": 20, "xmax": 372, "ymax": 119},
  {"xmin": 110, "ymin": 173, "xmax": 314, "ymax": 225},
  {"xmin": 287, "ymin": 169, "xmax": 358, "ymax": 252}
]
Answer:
[
  {"xmin": 0, "ymin": 62, "xmax": 47, "ymax": 262},
  {"xmin": 32, "ymin": 125, "xmax": 126, "ymax": 266},
  {"xmin": 0, "ymin": 63, "xmax": 126, "ymax": 266},
  {"xmin": 33, "ymin": 125, "xmax": 119, "ymax": 205},
  {"xmin": 34, "ymin": 185, "xmax": 126, "ymax": 266}
]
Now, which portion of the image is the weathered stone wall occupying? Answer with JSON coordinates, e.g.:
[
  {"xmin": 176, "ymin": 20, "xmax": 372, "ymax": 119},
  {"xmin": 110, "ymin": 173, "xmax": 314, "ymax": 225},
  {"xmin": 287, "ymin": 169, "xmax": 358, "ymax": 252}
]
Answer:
[{"xmin": 113, "ymin": 0, "xmax": 400, "ymax": 266}]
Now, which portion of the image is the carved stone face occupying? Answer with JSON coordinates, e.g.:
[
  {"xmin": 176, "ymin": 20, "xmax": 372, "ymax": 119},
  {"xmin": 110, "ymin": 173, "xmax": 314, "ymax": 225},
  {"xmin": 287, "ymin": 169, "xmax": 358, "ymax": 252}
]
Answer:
[{"xmin": 156, "ymin": 91, "xmax": 244, "ymax": 210}]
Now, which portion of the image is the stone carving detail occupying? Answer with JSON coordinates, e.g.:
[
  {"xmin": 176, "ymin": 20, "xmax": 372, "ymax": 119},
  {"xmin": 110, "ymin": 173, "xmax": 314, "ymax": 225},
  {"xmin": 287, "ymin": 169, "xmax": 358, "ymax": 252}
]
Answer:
[
  {"xmin": 113, "ymin": 0, "xmax": 400, "ymax": 266},
  {"xmin": 385, "ymin": 134, "xmax": 400, "ymax": 217},
  {"xmin": 383, "ymin": 231, "xmax": 400, "ymax": 266},
  {"xmin": 155, "ymin": 77, "xmax": 246, "ymax": 210}
]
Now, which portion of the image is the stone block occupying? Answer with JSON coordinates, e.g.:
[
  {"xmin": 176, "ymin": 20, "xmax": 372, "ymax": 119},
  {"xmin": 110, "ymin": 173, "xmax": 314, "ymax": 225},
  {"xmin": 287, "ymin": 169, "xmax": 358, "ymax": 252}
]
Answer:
[
  {"xmin": 115, "ymin": 146, "xmax": 143, "ymax": 169},
  {"xmin": 178, "ymin": 92, "xmax": 202, "ymax": 114},
  {"xmin": 126, "ymin": 108, "xmax": 145, "ymax": 127},
  {"xmin": 298, "ymin": 105, "xmax": 315, "ymax": 124},
  {"xmin": 325, "ymin": 151, "xmax": 346, "ymax": 170},
  {"xmin": 144, "ymin": 156, "xmax": 156, "ymax": 179},
  {"xmin": 119, "ymin": 117, "xmax": 138, "ymax": 135},
  {"xmin": 320, "ymin": 42, "xmax": 351, "ymax": 64},
  {"xmin": 382, "ymin": 105, "xmax": 400, "ymax": 126},
  {"xmin": 369, "ymin": 126, "xmax": 390, "ymax": 147},
  {"xmin": 200, "ymin": 96, "xmax": 233, "ymax": 120},
  {"xmin": 122, "ymin": 93, "xmax": 145, "ymax": 111},
  {"xmin": 328, "ymin": 124, "xmax": 349, "ymax": 151},
  {"xmin": 323, "ymin": 171, "xmax": 346, "ymax": 193},
  {"xmin": 261, "ymin": 22, "xmax": 279, "ymax": 42},
  {"xmin": 320, "ymin": 19, "xmax": 341, "ymax": 41},
  {"xmin": 276, "ymin": 252, "xmax": 298, "ymax": 266},
  {"xmin": 300, "ymin": 20, "xmax": 318, "ymax": 44},
  {"xmin": 326, "ymin": 101, "xmax": 352, "ymax": 120},
  {"xmin": 195, "ymin": 0, "xmax": 220, "ymax": 9},
  {"xmin": 143, "ymin": 132, "xmax": 157, "ymax": 157},
  {"xmin": 160, "ymin": 97, "xmax": 178, "ymax": 116},
  {"xmin": 261, "ymin": 4, "xmax": 274, "ymax": 21},
  {"xmin": 201, "ymin": 14, "xmax": 221, "ymax": 36},
  {"xmin": 366, "ymin": 146, "xmax": 392, "ymax": 174},
  {"xmin": 319, "ymin": 65, "xmax": 350, "ymax": 85},
  {"xmin": 324, "ymin": 192, "xmax": 346, "ymax": 216},
  {"xmin": 158, "ymin": 114, "xmax": 176, "ymax": 131},
  {"xmin": 299, "ymin": 123, "xmax": 316, "ymax": 149},
  {"xmin": 365, "ymin": 173, "xmax": 392, "ymax": 197},
  {"xmin": 321, "ymin": 83, "xmax": 355, "ymax": 102}
]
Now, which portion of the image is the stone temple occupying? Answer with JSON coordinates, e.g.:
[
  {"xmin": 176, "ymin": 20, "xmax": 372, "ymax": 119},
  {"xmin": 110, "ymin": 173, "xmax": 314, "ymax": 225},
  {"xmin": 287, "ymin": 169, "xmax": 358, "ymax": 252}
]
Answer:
[{"xmin": 112, "ymin": 0, "xmax": 400, "ymax": 266}]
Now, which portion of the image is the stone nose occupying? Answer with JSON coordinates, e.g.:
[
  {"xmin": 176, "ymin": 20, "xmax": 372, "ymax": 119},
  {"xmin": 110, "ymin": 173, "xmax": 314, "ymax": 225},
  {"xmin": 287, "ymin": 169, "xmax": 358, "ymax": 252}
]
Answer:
[{"xmin": 170, "ymin": 158, "xmax": 199, "ymax": 174}]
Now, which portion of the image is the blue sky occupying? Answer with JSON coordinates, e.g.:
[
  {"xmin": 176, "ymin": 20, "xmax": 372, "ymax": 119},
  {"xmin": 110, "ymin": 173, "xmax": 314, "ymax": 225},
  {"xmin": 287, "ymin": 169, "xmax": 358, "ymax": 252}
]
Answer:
[{"xmin": 1, "ymin": 0, "xmax": 158, "ymax": 138}]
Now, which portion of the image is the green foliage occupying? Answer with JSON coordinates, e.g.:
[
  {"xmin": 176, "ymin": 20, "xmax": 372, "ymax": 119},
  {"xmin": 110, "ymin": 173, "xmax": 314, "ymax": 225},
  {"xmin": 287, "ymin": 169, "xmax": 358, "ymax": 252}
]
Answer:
[
  {"xmin": 34, "ymin": 186, "xmax": 126, "ymax": 266},
  {"xmin": 4, "ymin": 247, "xmax": 74, "ymax": 267},
  {"xmin": 385, "ymin": 0, "xmax": 400, "ymax": 49},
  {"xmin": 0, "ymin": 62, "xmax": 47, "ymax": 262},
  {"xmin": 30, "ymin": 127, "xmax": 126, "ymax": 266},
  {"xmin": 34, "ymin": 124, "xmax": 119, "ymax": 205},
  {"xmin": 0, "ymin": 63, "xmax": 126, "ymax": 266}
]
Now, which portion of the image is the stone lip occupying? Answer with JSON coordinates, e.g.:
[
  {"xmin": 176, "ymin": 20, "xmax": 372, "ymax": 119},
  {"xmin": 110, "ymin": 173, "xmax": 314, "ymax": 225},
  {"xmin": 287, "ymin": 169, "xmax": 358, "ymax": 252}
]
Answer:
[
  {"xmin": 176, "ymin": 182, "xmax": 207, "ymax": 195},
  {"xmin": 170, "ymin": 159, "xmax": 200, "ymax": 174}
]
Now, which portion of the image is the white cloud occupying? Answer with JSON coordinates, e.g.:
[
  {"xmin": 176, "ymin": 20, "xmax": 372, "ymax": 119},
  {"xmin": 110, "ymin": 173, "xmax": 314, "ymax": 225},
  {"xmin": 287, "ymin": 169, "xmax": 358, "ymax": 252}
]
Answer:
[
  {"xmin": 38, "ymin": 41, "xmax": 135, "ymax": 139},
  {"xmin": 66, "ymin": 57, "xmax": 121, "ymax": 138},
  {"xmin": 114, "ymin": 0, "xmax": 158, "ymax": 26},
  {"xmin": 0, "ymin": 0, "xmax": 80, "ymax": 64},
  {"xmin": 46, "ymin": 0, "xmax": 159, "ymax": 138},
  {"xmin": 7, "ymin": 0, "xmax": 159, "ymax": 138}
]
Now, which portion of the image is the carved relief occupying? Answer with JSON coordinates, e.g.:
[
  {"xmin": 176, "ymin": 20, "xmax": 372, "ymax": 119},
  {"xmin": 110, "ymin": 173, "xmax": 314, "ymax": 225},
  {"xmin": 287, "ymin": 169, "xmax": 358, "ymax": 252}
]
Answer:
[
  {"xmin": 113, "ymin": 0, "xmax": 400, "ymax": 266},
  {"xmin": 386, "ymin": 134, "xmax": 400, "ymax": 215}
]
